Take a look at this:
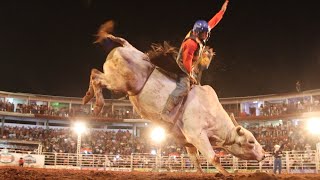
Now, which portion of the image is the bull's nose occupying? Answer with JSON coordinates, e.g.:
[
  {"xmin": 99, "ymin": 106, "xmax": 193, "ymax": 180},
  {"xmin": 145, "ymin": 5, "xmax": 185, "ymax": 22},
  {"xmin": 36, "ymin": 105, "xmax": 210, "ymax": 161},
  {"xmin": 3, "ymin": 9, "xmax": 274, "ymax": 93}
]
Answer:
[
  {"xmin": 257, "ymin": 153, "xmax": 266, "ymax": 162},
  {"xmin": 257, "ymin": 155, "xmax": 266, "ymax": 163}
]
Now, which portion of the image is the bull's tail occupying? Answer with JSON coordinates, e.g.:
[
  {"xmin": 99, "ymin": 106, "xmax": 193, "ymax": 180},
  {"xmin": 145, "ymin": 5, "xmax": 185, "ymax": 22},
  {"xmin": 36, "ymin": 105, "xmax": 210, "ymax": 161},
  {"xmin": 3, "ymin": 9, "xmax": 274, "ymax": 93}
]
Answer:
[
  {"xmin": 94, "ymin": 20, "xmax": 131, "ymax": 55},
  {"xmin": 94, "ymin": 20, "xmax": 115, "ymax": 44}
]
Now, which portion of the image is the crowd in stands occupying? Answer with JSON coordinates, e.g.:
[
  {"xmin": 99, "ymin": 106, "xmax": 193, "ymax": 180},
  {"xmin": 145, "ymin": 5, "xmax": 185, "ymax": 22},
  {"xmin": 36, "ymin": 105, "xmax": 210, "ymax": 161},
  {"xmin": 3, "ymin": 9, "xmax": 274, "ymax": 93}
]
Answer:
[
  {"xmin": 0, "ymin": 99, "xmax": 140, "ymax": 119},
  {"xmin": 239, "ymin": 99, "xmax": 320, "ymax": 117},
  {"xmin": 1, "ymin": 97, "xmax": 320, "ymax": 120},
  {"xmin": 0, "ymin": 126, "xmax": 184, "ymax": 156},
  {"xmin": 1, "ymin": 95, "xmax": 320, "ymax": 156},
  {"xmin": 247, "ymin": 121, "xmax": 319, "ymax": 152},
  {"xmin": 260, "ymin": 100, "xmax": 320, "ymax": 116},
  {"xmin": 0, "ymin": 100, "xmax": 14, "ymax": 112},
  {"xmin": 1, "ymin": 120, "xmax": 319, "ymax": 156}
]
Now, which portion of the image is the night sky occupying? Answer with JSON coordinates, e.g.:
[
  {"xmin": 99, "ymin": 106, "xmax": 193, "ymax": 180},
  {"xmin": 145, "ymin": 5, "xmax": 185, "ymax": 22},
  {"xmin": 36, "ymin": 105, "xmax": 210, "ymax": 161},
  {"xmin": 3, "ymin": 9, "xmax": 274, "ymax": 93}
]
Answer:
[{"xmin": 0, "ymin": 0, "xmax": 319, "ymax": 98}]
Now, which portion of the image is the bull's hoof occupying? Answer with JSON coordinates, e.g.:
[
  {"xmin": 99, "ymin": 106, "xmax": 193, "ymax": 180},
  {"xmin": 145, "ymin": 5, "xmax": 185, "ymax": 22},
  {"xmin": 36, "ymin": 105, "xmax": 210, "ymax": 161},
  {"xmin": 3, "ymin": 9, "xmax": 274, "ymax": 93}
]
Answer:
[
  {"xmin": 196, "ymin": 169, "xmax": 204, "ymax": 174},
  {"xmin": 215, "ymin": 173, "xmax": 224, "ymax": 177},
  {"xmin": 225, "ymin": 176, "xmax": 234, "ymax": 180},
  {"xmin": 82, "ymin": 92, "xmax": 94, "ymax": 105},
  {"xmin": 216, "ymin": 170, "xmax": 229, "ymax": 177}
]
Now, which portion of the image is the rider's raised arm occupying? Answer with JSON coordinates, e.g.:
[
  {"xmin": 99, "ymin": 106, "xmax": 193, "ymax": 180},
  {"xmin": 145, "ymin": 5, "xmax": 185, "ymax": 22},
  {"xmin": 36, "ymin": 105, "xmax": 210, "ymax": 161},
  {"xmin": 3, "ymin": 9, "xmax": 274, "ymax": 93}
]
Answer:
[{"xmin": 208, "ymin": 0, "xmax": 229, "ymax": 30}]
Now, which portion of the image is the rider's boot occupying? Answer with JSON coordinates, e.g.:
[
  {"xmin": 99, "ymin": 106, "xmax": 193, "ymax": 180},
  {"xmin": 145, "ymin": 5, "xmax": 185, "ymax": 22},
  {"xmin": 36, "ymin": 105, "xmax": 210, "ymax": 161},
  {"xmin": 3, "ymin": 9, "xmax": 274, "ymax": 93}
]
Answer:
[{"xmin": 161, "ymin": 95, "xmax": 182, "ymax": 123}]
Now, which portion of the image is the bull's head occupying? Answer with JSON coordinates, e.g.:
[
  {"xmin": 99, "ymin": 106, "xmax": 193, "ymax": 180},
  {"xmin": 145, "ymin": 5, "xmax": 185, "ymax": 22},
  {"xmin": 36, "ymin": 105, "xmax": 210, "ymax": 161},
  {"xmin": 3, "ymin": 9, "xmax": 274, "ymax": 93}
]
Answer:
[{"xmin": 224, "ymin": 114, "xmax": 265, "ymax": 161}]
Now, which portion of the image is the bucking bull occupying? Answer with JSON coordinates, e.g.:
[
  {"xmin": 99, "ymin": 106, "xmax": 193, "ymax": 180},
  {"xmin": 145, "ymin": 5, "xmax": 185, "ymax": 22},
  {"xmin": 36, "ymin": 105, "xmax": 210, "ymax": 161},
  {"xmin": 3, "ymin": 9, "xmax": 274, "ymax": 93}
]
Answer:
[{"xmin": 82, "ymin": 33, "xmax": 265, "ymax": 175}]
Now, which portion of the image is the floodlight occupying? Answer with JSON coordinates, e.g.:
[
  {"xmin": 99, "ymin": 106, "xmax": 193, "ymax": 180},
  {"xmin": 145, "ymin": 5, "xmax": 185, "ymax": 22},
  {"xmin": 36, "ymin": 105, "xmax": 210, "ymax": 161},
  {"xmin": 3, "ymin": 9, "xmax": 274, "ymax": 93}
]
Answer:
[
  {"xmin": 151, "ymin": 127, "xmax": 166, "ymax": 143},
  {"xmin": 307, "ymin": 117, "xmax": 320, "ymax": 135},
  {"xmin": 73, "ymin": 122, "xmax": 87, "ymax": 135}
]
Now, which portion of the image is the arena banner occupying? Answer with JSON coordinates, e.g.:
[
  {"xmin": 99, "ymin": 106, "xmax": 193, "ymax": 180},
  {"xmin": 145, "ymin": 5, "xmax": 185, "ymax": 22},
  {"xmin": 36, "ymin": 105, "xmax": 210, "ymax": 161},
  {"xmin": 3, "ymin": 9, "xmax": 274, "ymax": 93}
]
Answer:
[{"xmin": 0, "ymin": 151, "xmax": 44, "ymax": 168}]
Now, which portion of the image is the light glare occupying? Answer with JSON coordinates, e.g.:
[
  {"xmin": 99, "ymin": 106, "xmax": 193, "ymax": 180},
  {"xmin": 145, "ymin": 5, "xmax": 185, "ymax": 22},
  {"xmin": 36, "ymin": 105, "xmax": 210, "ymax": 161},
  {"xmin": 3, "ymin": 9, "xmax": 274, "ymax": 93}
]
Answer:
[
  {"xmin": 307, "ymin": 118, "xmax": 320, "ymax": 135},
  {"xmin": 74, "ymin": 122, "xmax": 86, "ymax": 135},
  {"xmin": 151, "ymin": 149, "xmax": 156, "ymax": 155},
  {"xmin": 151, "ymin": 127, "xmax": 166, "ymax": 142}
]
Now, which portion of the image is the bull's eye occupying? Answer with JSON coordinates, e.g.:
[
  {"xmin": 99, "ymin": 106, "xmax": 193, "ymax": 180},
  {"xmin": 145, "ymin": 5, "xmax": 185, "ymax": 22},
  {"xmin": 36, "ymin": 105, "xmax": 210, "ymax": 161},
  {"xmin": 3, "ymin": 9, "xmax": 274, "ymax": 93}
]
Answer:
[{"xmin": 248, "ymin": 140, "xmax": 255, "ymax": 144}]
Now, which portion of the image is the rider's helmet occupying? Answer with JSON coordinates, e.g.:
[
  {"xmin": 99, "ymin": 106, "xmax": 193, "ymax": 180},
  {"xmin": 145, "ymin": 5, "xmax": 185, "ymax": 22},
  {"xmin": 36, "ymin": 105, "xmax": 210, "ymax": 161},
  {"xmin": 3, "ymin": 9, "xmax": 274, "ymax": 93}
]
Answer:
[{"xmin": 192, "ymin": 20, "xmax": 209, "ymax": 34}]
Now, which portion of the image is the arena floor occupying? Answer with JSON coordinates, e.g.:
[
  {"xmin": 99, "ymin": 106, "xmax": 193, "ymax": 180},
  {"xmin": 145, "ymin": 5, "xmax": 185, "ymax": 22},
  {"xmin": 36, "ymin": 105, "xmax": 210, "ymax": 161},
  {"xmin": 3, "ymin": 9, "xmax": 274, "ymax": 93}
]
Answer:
[{"xmin": 1, "ymin": 167, "xmax": 320, "ymax": 180}]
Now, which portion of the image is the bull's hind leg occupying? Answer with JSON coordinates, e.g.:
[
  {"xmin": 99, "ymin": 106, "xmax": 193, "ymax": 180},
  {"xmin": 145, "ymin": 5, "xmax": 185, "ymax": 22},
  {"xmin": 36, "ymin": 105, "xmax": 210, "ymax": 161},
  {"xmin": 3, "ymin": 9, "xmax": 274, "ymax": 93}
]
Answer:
[
  {"xmin": 185, "ymin": 146, "xmax": 203, "ymax": 173},
  {"xmin": 187, "ymin": 131, "xmax": 229, "ymax": 175},
  {"xmin": 83, "ymin": 82, "xmax": 94, "ymax": 105},
  {"xmin": 82, "ymin": 69, "xmax": 107, "ymax": 115}
]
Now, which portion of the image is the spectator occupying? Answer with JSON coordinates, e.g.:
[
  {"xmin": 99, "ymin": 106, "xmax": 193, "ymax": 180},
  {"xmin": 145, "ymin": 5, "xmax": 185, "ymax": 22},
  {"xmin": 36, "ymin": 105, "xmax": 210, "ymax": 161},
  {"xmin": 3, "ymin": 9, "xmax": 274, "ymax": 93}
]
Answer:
[
  {"xmin": 19, "ymin": 157, "xmax": 24, "ymax": 167},
  {"xmin": 273, "ymin": 145, "xmax": 282, "ymax": 174}
]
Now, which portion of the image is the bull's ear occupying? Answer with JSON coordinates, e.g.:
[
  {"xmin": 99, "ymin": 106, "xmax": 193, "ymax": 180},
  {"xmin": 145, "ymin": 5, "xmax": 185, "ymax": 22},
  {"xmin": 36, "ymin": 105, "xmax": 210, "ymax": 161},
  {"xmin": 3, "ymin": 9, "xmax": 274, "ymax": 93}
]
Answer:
[{"xmin": 236, "ymin": 126, "xmax": 245, "ymax": 136}]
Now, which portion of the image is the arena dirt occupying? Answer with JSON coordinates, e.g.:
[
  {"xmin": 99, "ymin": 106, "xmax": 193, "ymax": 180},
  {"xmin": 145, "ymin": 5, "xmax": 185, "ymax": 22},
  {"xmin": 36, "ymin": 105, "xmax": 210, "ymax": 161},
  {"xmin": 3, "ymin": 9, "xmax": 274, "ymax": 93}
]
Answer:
[{"xmin": 1, "ymin": 167, "xmax": 320, "ymax": 180}]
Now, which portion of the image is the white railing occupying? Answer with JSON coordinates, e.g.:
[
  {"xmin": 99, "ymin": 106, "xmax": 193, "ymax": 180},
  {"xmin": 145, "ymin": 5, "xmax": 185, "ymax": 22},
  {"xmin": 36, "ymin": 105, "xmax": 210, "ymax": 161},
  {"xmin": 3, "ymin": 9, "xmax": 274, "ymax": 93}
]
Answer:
[{"xmin": 39, "ymin": 150, "xmax": 319, "ymax": 173}]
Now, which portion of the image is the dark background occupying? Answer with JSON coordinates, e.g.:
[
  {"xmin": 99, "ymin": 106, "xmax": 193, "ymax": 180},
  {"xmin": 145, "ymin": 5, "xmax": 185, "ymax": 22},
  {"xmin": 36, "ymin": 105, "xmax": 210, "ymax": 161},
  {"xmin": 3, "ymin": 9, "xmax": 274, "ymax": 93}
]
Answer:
[{"xmin": 0, "ymin": 0, "xmax": 319, "ymax": 98}]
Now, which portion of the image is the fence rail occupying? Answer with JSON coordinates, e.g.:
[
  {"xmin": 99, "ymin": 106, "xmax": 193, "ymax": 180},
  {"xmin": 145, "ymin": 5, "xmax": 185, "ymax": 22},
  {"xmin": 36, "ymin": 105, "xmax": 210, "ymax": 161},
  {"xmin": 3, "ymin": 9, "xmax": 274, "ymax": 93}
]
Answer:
[
  {"xmin": 38, "ymin": 150, "xmax": 319, "ymax": 173},
  {"xmin": 1, "ymin": 148, "xmax": 318, "ymax": 173}
]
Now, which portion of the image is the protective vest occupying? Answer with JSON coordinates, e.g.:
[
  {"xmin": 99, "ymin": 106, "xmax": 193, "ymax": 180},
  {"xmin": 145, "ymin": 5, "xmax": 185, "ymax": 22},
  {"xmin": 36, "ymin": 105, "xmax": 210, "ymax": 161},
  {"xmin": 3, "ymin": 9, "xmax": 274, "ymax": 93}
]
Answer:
[{"xmin": 176, "ymin": 31, "xmax": 206, "ymax": 75}]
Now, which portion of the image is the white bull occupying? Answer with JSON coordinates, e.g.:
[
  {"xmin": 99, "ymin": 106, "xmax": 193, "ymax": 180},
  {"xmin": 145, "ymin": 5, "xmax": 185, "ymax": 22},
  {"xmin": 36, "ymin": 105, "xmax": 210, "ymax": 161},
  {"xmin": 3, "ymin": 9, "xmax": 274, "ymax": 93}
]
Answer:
[{"xmin": 83, "ymin": 34, "xmax": 265, "ymax": 175}]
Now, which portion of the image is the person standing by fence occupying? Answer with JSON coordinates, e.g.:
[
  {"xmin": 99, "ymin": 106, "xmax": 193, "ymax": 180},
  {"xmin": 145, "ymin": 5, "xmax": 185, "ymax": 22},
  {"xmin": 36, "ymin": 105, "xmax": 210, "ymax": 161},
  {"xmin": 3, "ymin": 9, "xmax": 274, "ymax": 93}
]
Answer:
[
  {"xmin": 273, "ymin": 143, "xmax": 285, "ymax": 174},
  {"xmin": 19, "ymin": 157, "xmax": 24, "ymax": 167}
]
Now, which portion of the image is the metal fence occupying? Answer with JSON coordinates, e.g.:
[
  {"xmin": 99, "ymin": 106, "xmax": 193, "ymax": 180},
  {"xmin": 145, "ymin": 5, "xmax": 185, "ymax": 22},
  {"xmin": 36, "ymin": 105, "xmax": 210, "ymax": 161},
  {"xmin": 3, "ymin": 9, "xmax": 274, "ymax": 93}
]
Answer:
[{"xmin": 37, "ymin": 150, "xmax": 319, "ymax": 173}]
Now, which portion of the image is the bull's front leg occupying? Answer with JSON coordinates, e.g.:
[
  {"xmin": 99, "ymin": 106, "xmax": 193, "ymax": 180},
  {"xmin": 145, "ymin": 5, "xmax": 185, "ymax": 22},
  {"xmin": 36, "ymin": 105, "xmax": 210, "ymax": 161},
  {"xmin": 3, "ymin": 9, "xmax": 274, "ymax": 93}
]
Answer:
[
  {"xmin": 185, "ymin": 146, "xmax": 203, "ymax": 173},
  {"xmin": 186, "ymin": 130, "xmax": 229, "ymax": 176},
  {"xmin": 211, "ymin": 156, "xmax": 228, "ymax": 175}
]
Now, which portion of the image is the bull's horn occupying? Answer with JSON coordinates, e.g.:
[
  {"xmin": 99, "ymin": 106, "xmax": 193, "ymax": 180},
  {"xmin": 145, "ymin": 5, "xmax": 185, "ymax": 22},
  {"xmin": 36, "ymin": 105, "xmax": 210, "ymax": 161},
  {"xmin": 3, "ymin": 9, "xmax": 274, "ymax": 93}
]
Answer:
[
  {"xmin": 230, "ymin": 113, "xmax": 239, "ymax": 126},
  {"xmin": 236, "ymin": 126, "xmax": 245, "ymax": 136}
]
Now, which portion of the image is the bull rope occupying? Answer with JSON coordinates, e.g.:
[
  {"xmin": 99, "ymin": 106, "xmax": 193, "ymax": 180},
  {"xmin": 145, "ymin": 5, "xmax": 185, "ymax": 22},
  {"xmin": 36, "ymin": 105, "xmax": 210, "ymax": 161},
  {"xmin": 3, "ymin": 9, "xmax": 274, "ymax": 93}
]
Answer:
[{"xmin": 127, "ymin": 59, "xmax": 156, "ymax": 96}]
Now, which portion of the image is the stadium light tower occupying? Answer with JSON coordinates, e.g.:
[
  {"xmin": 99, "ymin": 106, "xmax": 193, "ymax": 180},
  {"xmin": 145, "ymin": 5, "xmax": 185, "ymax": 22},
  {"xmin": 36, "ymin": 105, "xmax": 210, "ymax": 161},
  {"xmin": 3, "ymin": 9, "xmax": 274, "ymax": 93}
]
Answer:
[
  {"xmin": 73, "ymin": 121, "xmax": 87, "ymax": 155},
  {"xmin": 307, "ymin": 117, "xmax": 320, "ymax": 157}
]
